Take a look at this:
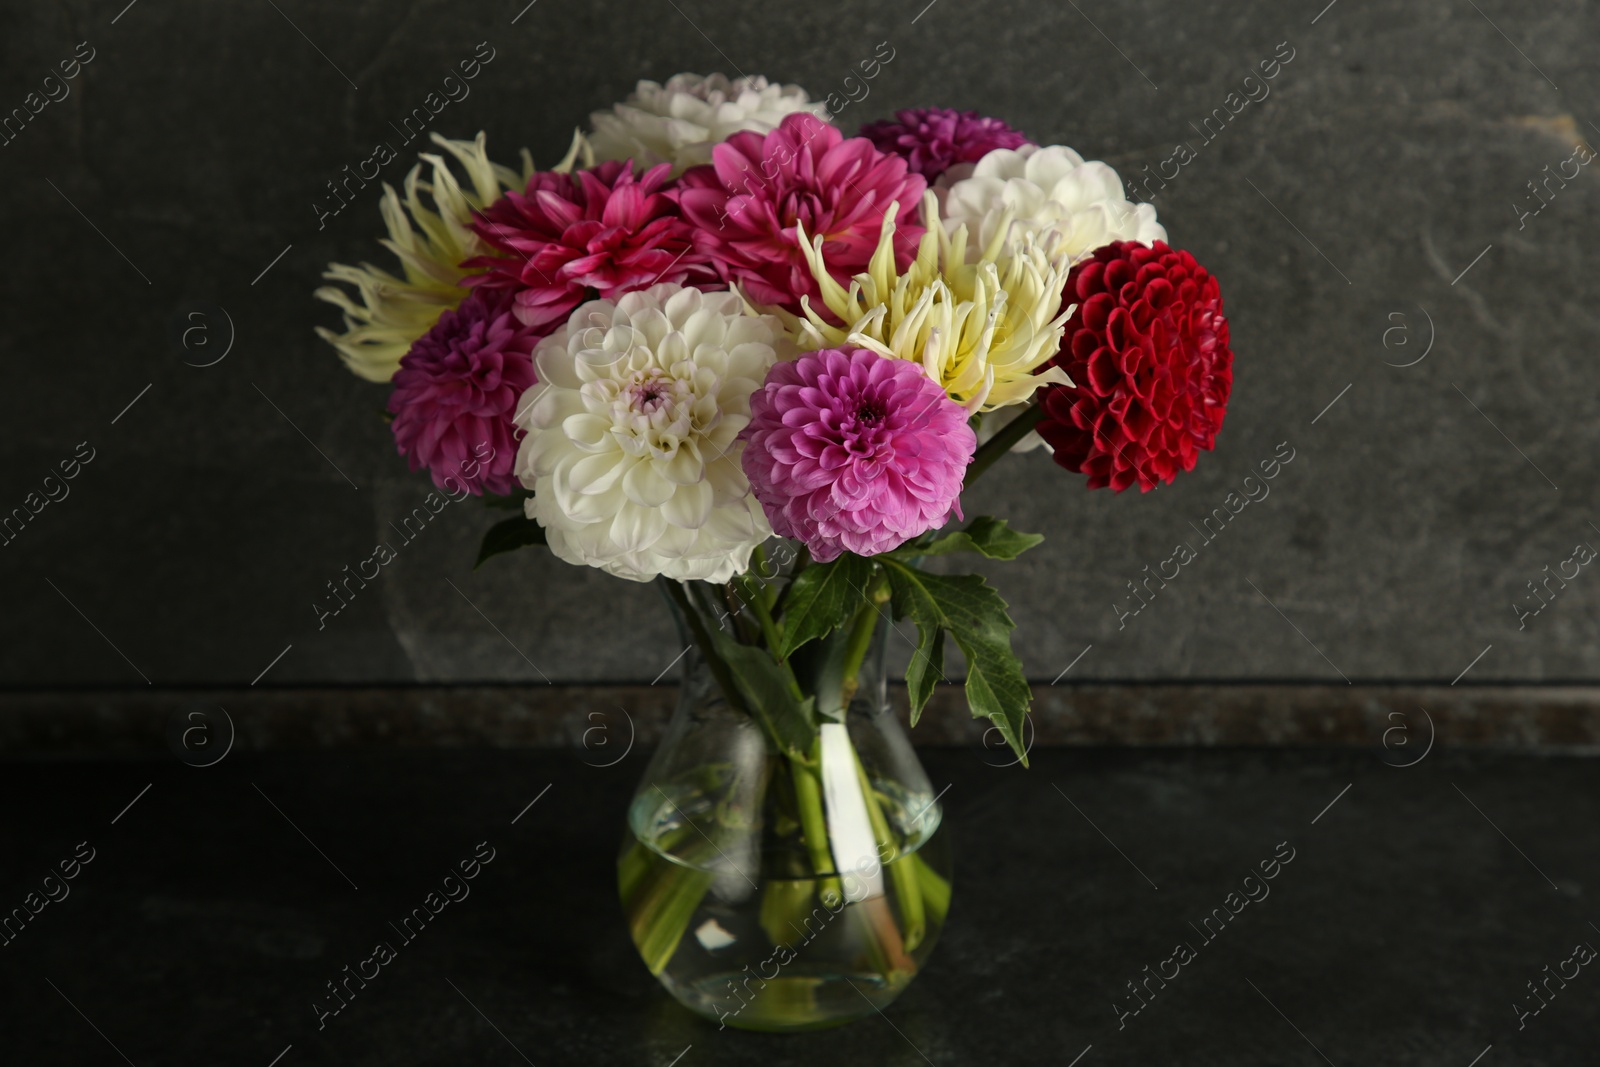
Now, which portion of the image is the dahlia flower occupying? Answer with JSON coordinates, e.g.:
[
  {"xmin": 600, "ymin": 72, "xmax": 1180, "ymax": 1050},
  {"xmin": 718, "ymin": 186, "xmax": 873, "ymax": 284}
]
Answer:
[
  {"xmin": 514, "ymin": 285, "xmax": 784, "ymax": 582},
  {"xmin": 315, "ymin": 132, "xmax": 569, "ymax": 383},
  {"xmin": 789, "ymin": 191, "xmax": 1073, "ymax": 412},
  {"xmin": 860, "ymin": 108, "xmax": 1032, "ymax": 181},
  {"xmin": 1038, "ymin": 241, "xmax": 1233, "ymax": 492},
  {"xmin": 467, "ymin": 161, "xmax": 717, "ymax": 333},
  {"xmin": 742, "ymin": 347, "xmax": 975, "ymax": 562},
  {"xmin": 940, "ymin": 144, "xmax": 1165, "ymax": 267},
  {"xmin": 589, "ymin": 73, "xmax": 829, "ymax": 175},
  {"xmin": 387, "ymin": 289, "xmax": 539, "ymax": 496},
  {"xmin": 673, "ymin": 113, "xmax": 927, "ymax": 315}
]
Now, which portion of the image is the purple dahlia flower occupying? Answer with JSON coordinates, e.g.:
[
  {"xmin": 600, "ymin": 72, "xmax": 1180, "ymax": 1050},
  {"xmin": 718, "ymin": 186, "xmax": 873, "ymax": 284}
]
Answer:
[
  {"xmin": 387, "ymin": 289, "xmax": 539, "ymax": 496},
  {"xmin": 860, "ymin": 107, "xmax": 1032, "ymax": 180},
  {"xmin": 741, "ymin": 347, "xmax": 976, "ymax": 561}
]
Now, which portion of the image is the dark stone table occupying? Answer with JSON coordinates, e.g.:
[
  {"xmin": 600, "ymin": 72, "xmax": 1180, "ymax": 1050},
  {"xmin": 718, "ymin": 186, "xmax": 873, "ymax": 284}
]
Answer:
[{"xmin": 2, "ymin": 744, "xmax": 1595, "ymax": 1065}]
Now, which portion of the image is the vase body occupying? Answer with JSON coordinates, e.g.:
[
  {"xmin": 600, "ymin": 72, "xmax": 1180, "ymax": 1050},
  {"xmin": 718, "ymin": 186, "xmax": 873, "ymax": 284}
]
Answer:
[{"xmin": 618, "ymin": 610, "xmax": 952, "ymax": 1031}]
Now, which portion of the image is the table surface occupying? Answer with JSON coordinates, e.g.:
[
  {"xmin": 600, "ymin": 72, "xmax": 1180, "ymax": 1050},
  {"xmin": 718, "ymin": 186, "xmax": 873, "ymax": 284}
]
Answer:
[{"xmin": 2, "ymin": 744, "xmax": 1595, "ymax": 1065}]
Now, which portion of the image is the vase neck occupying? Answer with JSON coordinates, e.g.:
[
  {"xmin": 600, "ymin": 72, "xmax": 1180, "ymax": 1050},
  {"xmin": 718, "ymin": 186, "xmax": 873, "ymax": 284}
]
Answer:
[{"xmin": 657, "ymin": 575, "xmax": 892, "ymax": 723}]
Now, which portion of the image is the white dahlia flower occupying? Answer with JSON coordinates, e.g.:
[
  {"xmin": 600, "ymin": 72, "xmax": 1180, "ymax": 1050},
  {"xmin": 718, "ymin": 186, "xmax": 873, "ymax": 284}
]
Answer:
[
  {"xmin": 588, "ymin": 73, "xmax": 829, "ymax": 175},
  {"xmin": 515, "ymin": 284, "xmax": 786, "ymax": 583},
  {"xmin": 940, "ymin": 144, "xmax": 1165, "ymax": 268}
]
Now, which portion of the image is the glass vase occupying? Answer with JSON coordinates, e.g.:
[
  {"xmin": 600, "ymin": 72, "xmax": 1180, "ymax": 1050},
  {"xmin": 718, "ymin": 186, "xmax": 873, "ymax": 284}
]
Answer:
[{"xmin": 617, "ymin": 585, "xmax": 952, "ymax": 1032}]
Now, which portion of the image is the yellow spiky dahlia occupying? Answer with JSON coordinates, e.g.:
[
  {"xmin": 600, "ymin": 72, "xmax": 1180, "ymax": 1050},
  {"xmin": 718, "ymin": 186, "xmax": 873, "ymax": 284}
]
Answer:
[
  {"xmin": 314, "ymin": 130, "xmax": 592, "ymax": 382},
  {"xmin": 787, "ymin": 191, "xmax": 1074, "ymax": 412}
]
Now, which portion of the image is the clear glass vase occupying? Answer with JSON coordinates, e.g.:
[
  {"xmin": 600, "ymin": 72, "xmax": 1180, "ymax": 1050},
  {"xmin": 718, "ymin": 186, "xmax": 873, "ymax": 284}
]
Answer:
[{"xmin": 618, "ymin": 585, "xmax": 952, "ymax": 1032}]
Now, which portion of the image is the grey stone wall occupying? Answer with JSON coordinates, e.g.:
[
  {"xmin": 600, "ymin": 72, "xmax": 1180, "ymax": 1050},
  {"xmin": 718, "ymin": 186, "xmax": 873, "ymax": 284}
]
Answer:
[{"xmin": 0, "ymin": 0, "xmax": 1596, "ymax": 685}]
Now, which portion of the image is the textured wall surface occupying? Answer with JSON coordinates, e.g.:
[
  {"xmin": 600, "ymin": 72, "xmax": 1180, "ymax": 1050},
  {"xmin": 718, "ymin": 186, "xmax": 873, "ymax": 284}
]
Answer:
[{"xmin": 1, "ymin": 0, "xmax": 1596, "ymax": 686}]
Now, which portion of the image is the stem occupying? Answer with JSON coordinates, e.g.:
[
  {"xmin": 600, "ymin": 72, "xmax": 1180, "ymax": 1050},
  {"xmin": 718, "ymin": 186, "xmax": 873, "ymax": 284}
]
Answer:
[
  {"xmin": 750, "ymin": 544, "xmax": 779, "ymax": 610},
  {"xmin": 721, "ymin": 582, "xmax": 759, "ymax": 644},
  {"xmin": 746, "ymin": 578, "xmax": 807, "ymax": 705},
  {"xmin": 839, "ymin": 574, "xmax": 889, "ymax": 707},
  {"xmin": 785, "ymin": 737, "xmax": 910, "ymax": 982},
  {"xmin": 770, "ymin": 544, "xmax": 811, "ymax": 619},
  {"xmin": 964, "ymin": 402, "xmax": 1045, "ymax": 487},
  {"xmin": 673, "ymin": 579, "xmax": 816, "ymax": 767},
  {"xmin": 853, "ymin": 751, "xmax": 926, "ymax": 952},
  {"xmin": 620, "ymin": 828, "xmax": 715, "ymax": 975},
  {"xmin": 787, "ymin": 740, "xmax": 841, "ymax": 903},
  {"xmin": 661, "ymin": 579, "xmax": 748, "ymax": 717},
  {"xmin": 740, "ymin": 577, "xmax": 786, "ymax": 662}
]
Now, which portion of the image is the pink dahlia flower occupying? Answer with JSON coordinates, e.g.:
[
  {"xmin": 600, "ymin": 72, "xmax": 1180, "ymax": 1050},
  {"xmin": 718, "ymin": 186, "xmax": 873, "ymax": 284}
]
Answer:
[
  {"xmin": 387, "ymin": 289, "xmax": 539, "ymax": 496},
  {"xmin": 466, "ymin": 161, "xmax": 716, "ymax": 331},
  {"xmin": 860, "ymin": 108, "xmax": 1032, "ymax": 180},
  {"xmin": 673, "ymin": 113, "xmax": 926, "ymax": 315},
  {"xmin": 741, "ymin": 347, "xmax": 976, "ymax": 561}
]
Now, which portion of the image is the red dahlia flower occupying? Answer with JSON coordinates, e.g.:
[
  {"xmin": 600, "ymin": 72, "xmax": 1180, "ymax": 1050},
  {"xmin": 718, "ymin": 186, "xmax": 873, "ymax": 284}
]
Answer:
[
  {"xmin": 466, "ymin": 161, "xmax": 715, "ymax": 331},
  {"xmin": 672, "ymin": 113, "xmax": 926, "ymax": 315},
  {"xmin": 1037, "ymin": 240, "xmax": 1232, "ymax": 492}
]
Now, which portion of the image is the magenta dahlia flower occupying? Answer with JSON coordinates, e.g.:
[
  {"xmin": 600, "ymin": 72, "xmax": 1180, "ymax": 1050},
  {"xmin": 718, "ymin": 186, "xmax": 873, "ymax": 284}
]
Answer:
[
  {"xmin": 860, "ymin": 108, "xmax": 1032, "ymax": 180},
  {"xmin": 466, "ymin": 161, "xmax": 716, "ymax": 331},
  {"xmin": 387, "ymin": 289, "xmax": 539, "ymax": 496},
  {"xmin": 673, "ymin": 113, "xmax": 926, "ymax": 315},
  {"xmin": 741, "ymin": 347, "xmax": 976, "ymax": 561}
]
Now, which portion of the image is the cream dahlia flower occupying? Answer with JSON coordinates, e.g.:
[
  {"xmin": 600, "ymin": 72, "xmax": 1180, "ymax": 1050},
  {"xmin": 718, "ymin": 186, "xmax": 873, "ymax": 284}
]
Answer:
[
  {"xmin": 940, "ymin": 144, "xmax": 1165, "ymax": 267},
  {"xmin": 514, "ymin": 284, "xmax": 786, "ymax": 583},
  {"xmin": 314, "ymin": 131, "xmax": 590, "ymax": 382},
  {"xmin": 788, "ymin": 191, "xmax": 1073, "ymax": 412},
  {"xmin": 588, "ymin": 73, "xmax": 829, "ymax": 175}
]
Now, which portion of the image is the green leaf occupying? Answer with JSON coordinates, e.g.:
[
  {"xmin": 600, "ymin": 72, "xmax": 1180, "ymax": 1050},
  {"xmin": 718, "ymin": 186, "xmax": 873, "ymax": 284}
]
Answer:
[
  {"xmin": 474, "ymin": 515, "xmax": 547, "ymax": 569},
  {"xmin": 776, "ymin": 552, "xmax": 875, "ymax": 659},
  {"xmin": 883, "ymin": 559, "xmax": 1032, "ymax": 766},
  {"xmin": 787, "ymin": 620, "xmax": 853, "ymax": 722},
  {"xmin": 903, "ymin": 624, "xmax": 944, "ymax": 725},
  {"xmin": 705, "ymin": 627, "xmax": 816, "ymax": 759},
  {"xmin": 911, "ymin": 516, "xmax": 1045, "ymax": 561}
]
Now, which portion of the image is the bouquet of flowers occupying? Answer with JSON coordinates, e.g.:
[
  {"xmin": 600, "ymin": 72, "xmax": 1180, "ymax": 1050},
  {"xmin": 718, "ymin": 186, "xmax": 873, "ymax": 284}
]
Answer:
[{"xmin": 315, "ymin": 73, "xmax": 1233, "ymax": 1029}]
